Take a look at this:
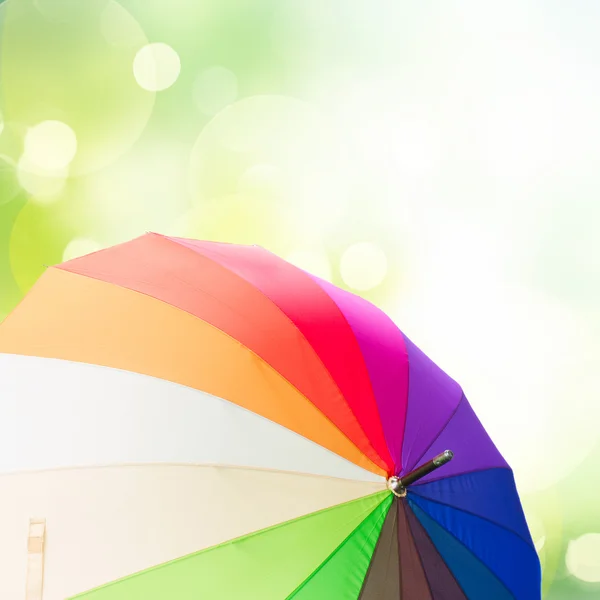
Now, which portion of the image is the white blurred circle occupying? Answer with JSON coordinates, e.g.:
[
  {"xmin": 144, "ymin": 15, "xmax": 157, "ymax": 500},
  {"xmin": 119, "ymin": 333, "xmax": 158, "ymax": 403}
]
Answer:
[
  {"xmin": 33, "ymin": 0, "xmax": 93, "ymax": 23},
  {"xmin": 100, "ymin": 1, "xmax": 147, "ymax": 48},
  {"xmin": 525, "ymin": 511, "xmax": 546, "ymax": 554},
  {"xmin": 340, "ymin": 242, "xmax": 388, "ymax": 291},
  {"xmin": 566, "ymin": 533, "xmax": 600, "ymax": 582},
  {"xmin": 286, "ymin": 249, "xmax": 332, "ymax": 282},
  {"xmin": 24, "ymin": 121, "xmax": 77, "ymax": 170},
  {"xmin": 534, "ymin": 535, "xmax": 546, "ymax": 554},
  {"xmin": 133, "ymin": 43, "xmax": 181, "ymax": 92},
  {"xmin": 0, "ymin": 155, "xmax": 20, "ymax": 206},
  {"xmin": 193, "ymin": 66, "xmax": 238, "ymax": 116},
  {"xmin": 80, "ymin": 142, "xmax": 190, "ymax": 242},
  {"xmin": 32, "ymin": 0, "xmax": 102, "ymax": 24},
  {"xmin": 209, "ymin": 95, "xmax": 321, "ymax": 155},
  {"xmin": 238, "ymin": 164, "xmax": 283, "ymax": 196},
  {"xmin": 63, "ymin": 238, "xmax": 102, "ymax": 262},
  {"xmin": 17, "ymin": 157, "xmax": 67, "ymax": 201}
]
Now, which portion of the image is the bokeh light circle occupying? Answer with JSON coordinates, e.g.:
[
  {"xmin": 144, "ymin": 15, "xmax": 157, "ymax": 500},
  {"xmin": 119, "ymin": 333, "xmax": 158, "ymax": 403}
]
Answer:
[
  {"xmin": 33, "ymin": 0, "xmax": 102, "ymax": 24},
  {"xmin": 205, "ymin": 95, "xmax": 330, "ymax": 156},
  {"xmin": 238, "ymin": 164, "xmax": 284, "ymax": 197},
  {"xmin": 1, "ymin": 0, "xmax": 154, "ymax": 176},
  {"xmin": 8, "ymin": 198, "xmax": 86, "ymax": 296},
  {"xmin": 24, "ymin": 121, "xmax": 77, "ymax": 170},
  {"xmin": 0, "ymin": 155, "xmax": 21, "ymax": 206},
  {"xmin": 526, "ymin": 511, "xmax": 547, "ymax": 555},
  {"xmin": 340, "ymin": 242, "xmax": 388, "ymax": 291},
  {"xmin": 189, "ymin": 95, "xmax": 347, "ymax": 250},
  {"xmin": 77, "ymin": 142, "xmax": 191, "ymax": 244},
  {"xmin": 100, "ymin": 0, "xmax": 147, "ymax": 47},
  {"xmin": 193, "ymin": 66, "xmax": 238, "ymax": 116},
  {"xmin": 285, "ymin": 249, "xmax": 332, "ymax": 282},
  {"xmin": 521, "ymin": 488, "xmax": 563, "ymax": 595},
  {"xmin": 16, "ymin": 157, "xmax": 67, "ymax": 202},
  {"xmin": 566, "ymin": 533, "xmax": 600, "ymax": 582},
  {"xmin": 133, "ymin": 43, "xmax": 181, "ymax": 91}
]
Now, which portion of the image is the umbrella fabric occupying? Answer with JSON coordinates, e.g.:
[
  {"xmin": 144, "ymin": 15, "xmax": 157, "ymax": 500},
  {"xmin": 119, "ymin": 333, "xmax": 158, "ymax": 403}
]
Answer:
[{"xmin": 0, "ymin": 233, "xmax": 541, "ymax": 599}]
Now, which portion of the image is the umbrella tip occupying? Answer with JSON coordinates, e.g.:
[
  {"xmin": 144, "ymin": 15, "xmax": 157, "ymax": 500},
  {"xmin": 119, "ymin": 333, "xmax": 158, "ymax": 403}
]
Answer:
[{"xmin": 433, "ymin": 450, "xmax": 454, "ymax": 466}]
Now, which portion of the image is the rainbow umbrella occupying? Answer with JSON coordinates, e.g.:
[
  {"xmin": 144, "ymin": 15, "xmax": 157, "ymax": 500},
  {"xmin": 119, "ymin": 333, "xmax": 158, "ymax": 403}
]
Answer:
[{"xmin": 0, "ymin": 234, "xmax": 541, "ymax": 599}]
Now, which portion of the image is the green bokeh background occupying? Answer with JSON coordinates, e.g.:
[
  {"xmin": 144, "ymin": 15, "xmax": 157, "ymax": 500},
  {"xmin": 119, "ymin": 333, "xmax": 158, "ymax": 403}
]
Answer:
[{"xmin": 1, "ymin": 1, "xmax": 599, "ymax": 596}]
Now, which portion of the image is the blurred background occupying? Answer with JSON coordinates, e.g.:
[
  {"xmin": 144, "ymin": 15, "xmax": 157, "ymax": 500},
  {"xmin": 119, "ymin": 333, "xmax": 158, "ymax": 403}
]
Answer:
[{"xmin": 0, "ymin": 0, "xmax": 598, "ymax": 596}]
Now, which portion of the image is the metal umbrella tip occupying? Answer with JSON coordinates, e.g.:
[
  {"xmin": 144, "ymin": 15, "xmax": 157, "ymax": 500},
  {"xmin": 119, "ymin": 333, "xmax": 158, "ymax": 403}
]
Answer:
[{"xmin": 433, "ymin": 450, "xmax": 454, "ymax": 466}]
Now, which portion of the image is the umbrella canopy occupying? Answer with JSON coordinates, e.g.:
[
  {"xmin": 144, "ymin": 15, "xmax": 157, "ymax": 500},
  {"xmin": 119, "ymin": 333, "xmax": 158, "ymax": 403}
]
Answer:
[{"xmin": 0, "ymin": 233, "xmax": 541, "ymax": 599}]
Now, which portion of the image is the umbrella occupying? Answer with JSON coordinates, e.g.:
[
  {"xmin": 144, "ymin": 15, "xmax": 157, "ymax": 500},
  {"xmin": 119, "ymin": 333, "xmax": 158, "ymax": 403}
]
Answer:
[{"xmin": 0, "ymin": 233, "xmax": 541, "ymax": 599}]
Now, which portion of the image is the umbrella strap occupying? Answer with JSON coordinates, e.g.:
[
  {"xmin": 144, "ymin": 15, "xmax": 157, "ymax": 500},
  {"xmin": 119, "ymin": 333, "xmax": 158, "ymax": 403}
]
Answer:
[{"xmin": 25, "ymin": 518, "xmax": 46, "ymax": 600}]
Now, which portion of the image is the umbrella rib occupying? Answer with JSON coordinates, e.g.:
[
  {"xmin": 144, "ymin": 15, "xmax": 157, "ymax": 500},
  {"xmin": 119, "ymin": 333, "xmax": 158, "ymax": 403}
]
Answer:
[
  {"xmin": 397, "ymin": 339, "xmax": 411, "ymax": 474},
  {"xmin": 404, "ymin": 393, "xmax": 465, "ymax": 474},
  {"xmin": 0, "ymin": 461, "xmax": 387, "ymax": 488},
  {"xmin": 404, "ymin": 501, "xmax": 468, "ymax": 600},
  {"xmin": 284, "ymin": 495, "xmax": 391, "ymax": 599},
  {"xmin": 388, "ymin": 501, "xmax": 400, "ymax": 598},
  {"xmin": 411, "ymin": 465, "xmax": 512, "ymax": 486},
  {"xmin": 357, "ymin": 498, "xmax": 399, "ymax": 599},
  {"xmin": 409, "ymin": 500, "xmax": 521, "ymax": 599},
  {"xmin": 397, "ymin": 500, "xmax": 402, "ymax": 598},
  {"xmin": 408, "ymin": 492, "xmax": 538, "ymax": 552},
  {"xmin": 380, "ymin": 499, "xmax": 400, "ymax": 599},
  {"xmin": 398, "ymin": 500, "xmax": 435, "ymax": 600}
]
